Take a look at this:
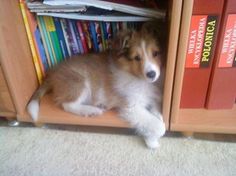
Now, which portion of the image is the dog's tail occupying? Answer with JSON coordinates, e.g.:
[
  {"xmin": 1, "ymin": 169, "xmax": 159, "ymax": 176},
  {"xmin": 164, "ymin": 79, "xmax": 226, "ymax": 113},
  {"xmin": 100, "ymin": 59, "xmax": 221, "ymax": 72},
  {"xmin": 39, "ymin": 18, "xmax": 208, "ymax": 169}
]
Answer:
[{"xmin": 27, "ymin": 80, "xmax": 51, "ymax": 121}]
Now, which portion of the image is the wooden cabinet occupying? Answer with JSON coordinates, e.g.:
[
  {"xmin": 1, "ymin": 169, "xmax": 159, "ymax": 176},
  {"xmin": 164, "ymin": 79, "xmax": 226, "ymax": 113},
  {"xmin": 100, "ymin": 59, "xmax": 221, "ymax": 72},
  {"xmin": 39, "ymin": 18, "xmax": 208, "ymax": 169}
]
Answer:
[
  {"xmin": 170, "ymin": 0, "xmax": 236, "ymax": 134},
  {"xmin": 0, "ymin": 65, "xmax": 16, "ymax": 117},
  {"xmin": 0, "ymin": 0, "xmax": 183, "ymax": 129}
]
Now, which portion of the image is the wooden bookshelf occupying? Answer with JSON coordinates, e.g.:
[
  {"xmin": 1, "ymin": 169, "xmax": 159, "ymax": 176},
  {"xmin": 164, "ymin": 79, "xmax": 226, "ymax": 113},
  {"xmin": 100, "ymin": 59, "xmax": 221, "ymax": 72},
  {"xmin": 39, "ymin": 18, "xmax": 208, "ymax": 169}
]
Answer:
[
  {"xmin": 170, "ymin": 0, "xmax": 236, "ymax": 134},
  {"xmin": 0, "ymin": 0, "xmax": 183, "ymax": 129}
]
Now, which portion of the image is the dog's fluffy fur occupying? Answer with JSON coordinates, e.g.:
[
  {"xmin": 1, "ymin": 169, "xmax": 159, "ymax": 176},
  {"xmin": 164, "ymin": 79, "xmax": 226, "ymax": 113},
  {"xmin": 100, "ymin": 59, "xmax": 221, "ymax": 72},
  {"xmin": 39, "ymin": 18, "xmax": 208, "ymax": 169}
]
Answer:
[{"xmin": 27, "ymin": 21, "xmax": 167, "ymax": 149}]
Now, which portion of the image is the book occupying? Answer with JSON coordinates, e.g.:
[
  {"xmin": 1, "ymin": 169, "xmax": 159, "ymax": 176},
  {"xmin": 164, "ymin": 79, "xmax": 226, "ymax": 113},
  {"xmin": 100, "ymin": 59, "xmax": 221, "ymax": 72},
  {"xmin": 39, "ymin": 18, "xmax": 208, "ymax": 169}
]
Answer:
[
  {"xmin": 19, "ymin": 0, "xmax": 43, "ymax": 84},
  {"xmin": 43, "ymin": 16, "xmax": 58, "ymax": 64},
  {"xmin": 27, "ymin": 1, "xmax": 87, "ymax": 13},
  {"xmin": 76, "ymin": 21, "xmax": 89, "ymax": 53},
  {"xmin": 60, "ymin": 18, "xmax": 72, "ymax": 57},
  {"xmin": 180, "ymin": 0, "xmax": 224, "ymax": 108},
  {"xmin": 37, "ymin": 15, "xmax": 52, "ymax": 68},
  {"xmin": 67, "ymin": 19, "xmax": 80, "ymax": 54},
  {"xmin": 71, "ymin": 20, "xmax": 84, "ymax": 54},
  {"xmin": 81, "ymin": 21, "xmax": 93, "ymax": 52},
  {"xmin": 43, "ymin": 0, "xmax": 166, "ymax": 19},
  {"xmin": 38, "ymin": 16, "xmax": 56, "ymax": 65},
  {"xmin": 36, "ymin": 11, "xmax": 151, "ymax": 22},
  {"xmin": 94, "ymin": 21, "xmax": 103, "ymax": 52},
  {"xmin": 206, "ymin": 0, "xmax": 236, "ymax": 109},
  {"xmin": 43, "ymin": 16, "xmax": 63, "ymax": 63},
  {"xmin": 25, "ymin": 7, "xmax": 48, "ymax": 74},
  {"xmin": 53, "ymin": 17, "xmax": 69, "ymax": 58},
  {"xmin": 89, "ymin": 22, "xmax": 99, "ymax": 52}
]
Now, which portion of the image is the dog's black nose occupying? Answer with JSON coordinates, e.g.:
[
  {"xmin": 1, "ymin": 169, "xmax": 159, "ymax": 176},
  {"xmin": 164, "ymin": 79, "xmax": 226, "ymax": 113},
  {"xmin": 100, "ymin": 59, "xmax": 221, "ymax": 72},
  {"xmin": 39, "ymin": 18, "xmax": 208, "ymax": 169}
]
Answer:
[{"xmin": 146, "ymin": 71, "xmax": 156, "ymax": 79}]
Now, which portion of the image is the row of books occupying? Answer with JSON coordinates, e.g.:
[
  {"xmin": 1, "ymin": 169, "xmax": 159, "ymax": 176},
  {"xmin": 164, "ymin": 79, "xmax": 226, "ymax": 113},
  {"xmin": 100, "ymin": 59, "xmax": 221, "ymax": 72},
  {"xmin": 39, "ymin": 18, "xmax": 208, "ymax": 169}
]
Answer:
[
  {"xmin": 19, "ymin": 0, "xmax": 155, "ymax": 84},
  {"xmin": 180, "ymin": 0, "xmax": 236, "ymax": 109}
]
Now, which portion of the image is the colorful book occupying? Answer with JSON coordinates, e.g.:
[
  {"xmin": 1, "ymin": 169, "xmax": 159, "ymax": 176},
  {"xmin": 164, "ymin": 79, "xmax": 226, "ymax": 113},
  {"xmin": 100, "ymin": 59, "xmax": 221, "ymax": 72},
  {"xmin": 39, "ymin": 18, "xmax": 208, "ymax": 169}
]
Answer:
[
  {"xmin": 38, "ymin": 16, "xmax": 56, "ymax": 65},
  {"xmin": 76, "ymin": 21, "xmax": 89, "ymax": 53},
  {"xmin": 180, "ymin": 0, "xmax": 224, "ymax": 108},
  {"xmin": 60, "ymin": 18, "xmax": 72, "ymax": 57},
  {"xmin": 34, "ymin": 27, "xmax": 49, "ymax": 71},
  {"xmin": 111, "ymin": 22, "xmax": 117, "ymax": 39},
  {"xmin": 19, "ymin": 0, "xmax": 43, "ymax": 84},
  {"xmin": 37, "ymin": 16, "xmax": 52, "ymax": 68},
  {"xmin": 71, "ymin": 20, "xmax": 84, "ymax": 54},
  {"xmin": 89, "ymin": 21, "xmax": 99, "ymax": 52},
  {"xmin": 95, "ymin": 21, "xmax": 103, "ymax": 52},
  {"xmin": 54, "ymin": 17, "xmax": 69, "ymax": 59},
  {"xmin": 206, "ymin": 0, "xmax": 236, "ymax": 109},
  {"xmin": 67, "ymin": 19, "xmax": 80, "ymax": 54},
  {"xmin": 81, "ymin": 21, "xmax": 93, "ymax": 52},
  {"xmin": 100, "ymin": 22, "xmax": 107, "ymax": 50},
  {"xmin": 43, "ymin": 16, "xmax": 63, "ymax": 63}
]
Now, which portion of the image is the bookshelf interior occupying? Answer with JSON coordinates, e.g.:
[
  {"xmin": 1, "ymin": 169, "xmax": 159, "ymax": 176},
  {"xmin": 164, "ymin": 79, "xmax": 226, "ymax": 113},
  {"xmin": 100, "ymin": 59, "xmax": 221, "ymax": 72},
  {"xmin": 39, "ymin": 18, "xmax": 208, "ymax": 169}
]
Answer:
[{"xmin": 0, "ymin": 0, "xmax": 183, "ymax": 129}]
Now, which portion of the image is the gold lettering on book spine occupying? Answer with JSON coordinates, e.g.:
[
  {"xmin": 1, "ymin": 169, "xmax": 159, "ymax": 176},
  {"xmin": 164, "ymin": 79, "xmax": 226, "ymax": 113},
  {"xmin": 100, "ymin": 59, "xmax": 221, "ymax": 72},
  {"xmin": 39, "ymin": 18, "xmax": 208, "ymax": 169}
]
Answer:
[{"xmin": 201, "ymin": 17, "xmax": 217, "ymax": 67}]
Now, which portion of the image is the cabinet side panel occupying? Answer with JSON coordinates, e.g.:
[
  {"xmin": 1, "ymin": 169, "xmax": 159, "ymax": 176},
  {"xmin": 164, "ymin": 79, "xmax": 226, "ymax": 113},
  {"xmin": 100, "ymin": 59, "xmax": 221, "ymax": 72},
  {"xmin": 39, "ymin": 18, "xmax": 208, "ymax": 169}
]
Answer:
[
  {"xmin": 162, "ymin": 0, "xmax": 183, "ymax": 129},
  {"xmin": 0, "ymin": 1, "xmax": 38, "ymax": 118}
]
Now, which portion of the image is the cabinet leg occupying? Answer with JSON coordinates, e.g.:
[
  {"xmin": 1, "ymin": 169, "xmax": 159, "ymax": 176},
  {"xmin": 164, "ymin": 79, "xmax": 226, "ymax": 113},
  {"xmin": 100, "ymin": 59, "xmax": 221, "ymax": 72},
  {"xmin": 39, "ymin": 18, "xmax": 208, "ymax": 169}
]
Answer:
[
  {"xmin": 7, "ymin": 118, "xmax": 20, "ymax": 127},
  {"xmin": 182, "ymin": 131, "xmax": 194, "ymax": 138},
  {"xmin": 34, "ymin": 122, "xmax": 45, "ymax": 128}
]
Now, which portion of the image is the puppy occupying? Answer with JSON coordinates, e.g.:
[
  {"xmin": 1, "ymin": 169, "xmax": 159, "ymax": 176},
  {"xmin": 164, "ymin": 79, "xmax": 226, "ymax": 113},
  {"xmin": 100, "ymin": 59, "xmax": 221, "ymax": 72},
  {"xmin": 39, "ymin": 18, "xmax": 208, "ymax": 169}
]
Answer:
[{"xmin": 27, "ymin": 21, "xmax": 167, "ymax": 149}]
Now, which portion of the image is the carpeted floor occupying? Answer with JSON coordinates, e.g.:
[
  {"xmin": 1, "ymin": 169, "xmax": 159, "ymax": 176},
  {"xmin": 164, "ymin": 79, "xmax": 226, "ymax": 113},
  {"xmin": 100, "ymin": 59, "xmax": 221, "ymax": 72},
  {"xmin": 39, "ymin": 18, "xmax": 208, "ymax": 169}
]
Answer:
[{"xmin": 0, "ymin": 126, "xmax": 236, "ymax": 176}]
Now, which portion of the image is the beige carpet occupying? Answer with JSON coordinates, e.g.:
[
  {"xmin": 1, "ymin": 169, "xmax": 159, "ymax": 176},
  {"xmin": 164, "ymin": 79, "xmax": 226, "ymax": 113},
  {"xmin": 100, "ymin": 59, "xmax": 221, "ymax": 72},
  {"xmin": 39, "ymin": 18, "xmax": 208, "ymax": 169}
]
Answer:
[{"xmin": 0, "ymin": 126, "xmax": 236, "ymax": 176}]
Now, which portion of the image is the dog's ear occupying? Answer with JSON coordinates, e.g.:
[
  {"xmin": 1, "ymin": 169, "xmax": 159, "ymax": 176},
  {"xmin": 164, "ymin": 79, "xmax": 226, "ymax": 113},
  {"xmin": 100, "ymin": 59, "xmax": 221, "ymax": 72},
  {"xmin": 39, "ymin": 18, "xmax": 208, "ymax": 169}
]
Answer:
[
  {"xmin": 141, "ymin": 20, "xmax": 168, "ymax": 49},
  {"xmin": 109, "ymin": 30, "xmax": 133, "ymax": 55}
]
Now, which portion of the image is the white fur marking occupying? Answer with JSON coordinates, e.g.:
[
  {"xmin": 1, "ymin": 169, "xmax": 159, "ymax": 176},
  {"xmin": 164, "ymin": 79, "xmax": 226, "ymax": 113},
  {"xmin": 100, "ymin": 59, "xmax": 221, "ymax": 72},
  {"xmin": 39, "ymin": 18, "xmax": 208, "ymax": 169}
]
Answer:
[
  {"xmin": 27, "ymin": 100, "xmax": 39, "ymax": 121},
  {"xmin": 141, "ymin": 40, "xmax": 160, "ymax": 82}
]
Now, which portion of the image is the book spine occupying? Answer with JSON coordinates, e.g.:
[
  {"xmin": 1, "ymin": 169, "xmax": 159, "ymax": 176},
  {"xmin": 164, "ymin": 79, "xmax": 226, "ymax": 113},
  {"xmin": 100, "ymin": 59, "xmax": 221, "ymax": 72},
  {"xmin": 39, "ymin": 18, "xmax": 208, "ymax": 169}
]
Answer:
[
  {"xmin": 111, "ymin": 22, "xmax": 117, "ymax": 38},
  {"xmin": 89, "ymin": 21, "xmax": 99, "ymax": 52},
  {"xmin": 19, "ymin": 0, "xmax": 43, "ymax": 84},
  {"xmin": 71, "ymin": 20, "xmax": 84, "ymax": 54},
  {"xmin": 81, "ymin": 21, "xmax": 93, "ymax": 52},
  {"xmin": 206, "ymin": 0, "xmax": 236, "ymax": 109},
  {"xmin": 102, "ymin": 22, "xmax": 108, "ymax": 49},
  {"xmin": 54, "ymin": 17, "xmax": 69, "ymax": 59},
  {"xmin": 43, "ymin": 16, "xmax": 57, "ymax": 65},
  {"xmin": 44, "ymin": 16, "xmax": 63, "ymax": 63},
  {"xmin": 37, "ymin": 16, "xmax": 52, "ymax": 68},
  {"xmin": 106, "ymin": 22, "xmax": 112, "ymax": 40},
  {"xmin": 180, "ymin": 0, "xmax": 224, "ymax": 108},
  {"xmin": 100, "ymin": 22, "xmax": 106, "ymax": 50},
  {"xmin": 68, "ymin": 19, "xmax": 80, "ymax": 54},
  {"xmin": 95, "ymin": 21, "xmax": 103, "ymax": 52},
  {"xmin": 60, "ymin": 18, "xmax": 72, "ymax": 57},
  {"xmin": 38, "ymin": 16, "xmax": 56, "ymax": 65},
  {"xmin": 34, "ymin": 28, "xmax": 49, "ymax": 71},
  {"xmin": 76, "ymin": 21, "xmax": 89, "ymax": 53},
  {"xmin": 25, "ymin": 7, "xmax": 47, "ymax": 76}
]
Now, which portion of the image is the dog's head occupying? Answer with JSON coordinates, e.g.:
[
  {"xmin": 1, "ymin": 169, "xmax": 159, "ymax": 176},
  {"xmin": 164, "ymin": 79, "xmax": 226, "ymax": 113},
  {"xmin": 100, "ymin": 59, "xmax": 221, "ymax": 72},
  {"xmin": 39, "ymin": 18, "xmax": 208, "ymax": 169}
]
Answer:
[{"xmin": 111, "ymin": 21, "xmax": 167, "ymax": 83}]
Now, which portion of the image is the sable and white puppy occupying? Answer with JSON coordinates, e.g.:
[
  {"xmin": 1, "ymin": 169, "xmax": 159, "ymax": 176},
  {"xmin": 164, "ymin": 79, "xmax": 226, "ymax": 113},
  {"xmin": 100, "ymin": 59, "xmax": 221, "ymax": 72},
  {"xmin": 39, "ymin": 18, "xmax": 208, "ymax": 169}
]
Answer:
[{"xmin": 27, "ymin": 21, "xmax": 167, "ymax": 149}]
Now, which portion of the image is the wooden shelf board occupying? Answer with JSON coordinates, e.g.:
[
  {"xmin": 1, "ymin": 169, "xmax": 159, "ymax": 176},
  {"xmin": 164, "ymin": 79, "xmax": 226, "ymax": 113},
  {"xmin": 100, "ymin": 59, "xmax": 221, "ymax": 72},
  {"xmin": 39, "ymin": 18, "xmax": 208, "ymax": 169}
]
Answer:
[
  {"xmin": 19, "ymin": 95, "xmax": 130, "ymax": 128},
  {"xmin": 171, "ymin": 105, "xmax": 236, "ymax": 134}
]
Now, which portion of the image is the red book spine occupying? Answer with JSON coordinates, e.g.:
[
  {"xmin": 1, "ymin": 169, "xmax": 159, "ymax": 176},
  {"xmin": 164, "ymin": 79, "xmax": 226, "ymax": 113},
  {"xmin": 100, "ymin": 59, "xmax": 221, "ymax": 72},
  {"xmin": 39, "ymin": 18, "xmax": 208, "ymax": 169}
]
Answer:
[
  {"xmin": 206, "ymin": 0, "xmax": 236, "ymax": 109},
  {"xmin": 76, "ymin": 21, "xmax": 88, "ymax": 53},
  {"xmin": 180, "ymin": 0, "xmax": 224, "ymax": 108}
]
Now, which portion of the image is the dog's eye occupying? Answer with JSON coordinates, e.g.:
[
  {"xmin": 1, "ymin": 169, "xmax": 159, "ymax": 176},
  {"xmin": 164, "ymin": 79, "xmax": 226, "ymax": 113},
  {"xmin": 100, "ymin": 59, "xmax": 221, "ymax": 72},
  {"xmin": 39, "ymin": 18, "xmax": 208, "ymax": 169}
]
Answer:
[
  {"xmin": 153, "ymin": 51, "xmax": 161, "ymax": 57},
  {"xmin": 134, "ymin": 55, "xmax": 141, "ymax": 61}
]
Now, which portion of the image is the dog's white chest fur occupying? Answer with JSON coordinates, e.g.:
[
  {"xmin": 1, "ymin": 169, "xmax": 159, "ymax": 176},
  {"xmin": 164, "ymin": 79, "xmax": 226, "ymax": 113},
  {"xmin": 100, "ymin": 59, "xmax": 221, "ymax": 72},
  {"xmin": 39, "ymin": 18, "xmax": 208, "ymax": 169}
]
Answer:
[{"xmin": 112, "ymin": 67, "xmax": 156, "ymax": 108}]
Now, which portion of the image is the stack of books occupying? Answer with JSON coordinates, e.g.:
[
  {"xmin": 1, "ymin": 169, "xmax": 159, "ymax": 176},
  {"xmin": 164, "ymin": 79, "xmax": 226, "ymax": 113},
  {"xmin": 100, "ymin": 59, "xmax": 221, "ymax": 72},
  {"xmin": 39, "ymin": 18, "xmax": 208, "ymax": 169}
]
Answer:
[
  {"xmin": 19, "ymin": 0, "xmax": 166, "ymax": 84},
  {"xmin": 179, "ymin": 0, "xmax": 236, "ymax": 110}
]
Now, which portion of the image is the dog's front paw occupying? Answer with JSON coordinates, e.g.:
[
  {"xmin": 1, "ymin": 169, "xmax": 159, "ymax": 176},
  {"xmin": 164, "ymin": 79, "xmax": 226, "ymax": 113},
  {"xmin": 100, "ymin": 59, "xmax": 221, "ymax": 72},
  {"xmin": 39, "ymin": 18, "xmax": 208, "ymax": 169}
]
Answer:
[
  {"xmin": 85, "ymin": 108, "xmax": 104, "ymax": 117},
  {"xmin": 144, "ymin": 137, "xmax": 160, "ymax": 149}
]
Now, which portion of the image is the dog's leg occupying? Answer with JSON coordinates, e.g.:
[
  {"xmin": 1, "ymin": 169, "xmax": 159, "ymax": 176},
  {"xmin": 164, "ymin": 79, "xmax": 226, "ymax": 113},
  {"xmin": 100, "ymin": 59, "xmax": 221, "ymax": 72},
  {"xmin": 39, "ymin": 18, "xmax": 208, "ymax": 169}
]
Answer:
[
  {"xmin": 147, "ymin": 102, "xmax": 164, "ymax": 122},
  {"xmin": 63, "ymin": 103, "xmax": 104, "ymax": 117},
  {"xmin": 119, "ymin": 106, "xmax": 166, "ymax": 149}
]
